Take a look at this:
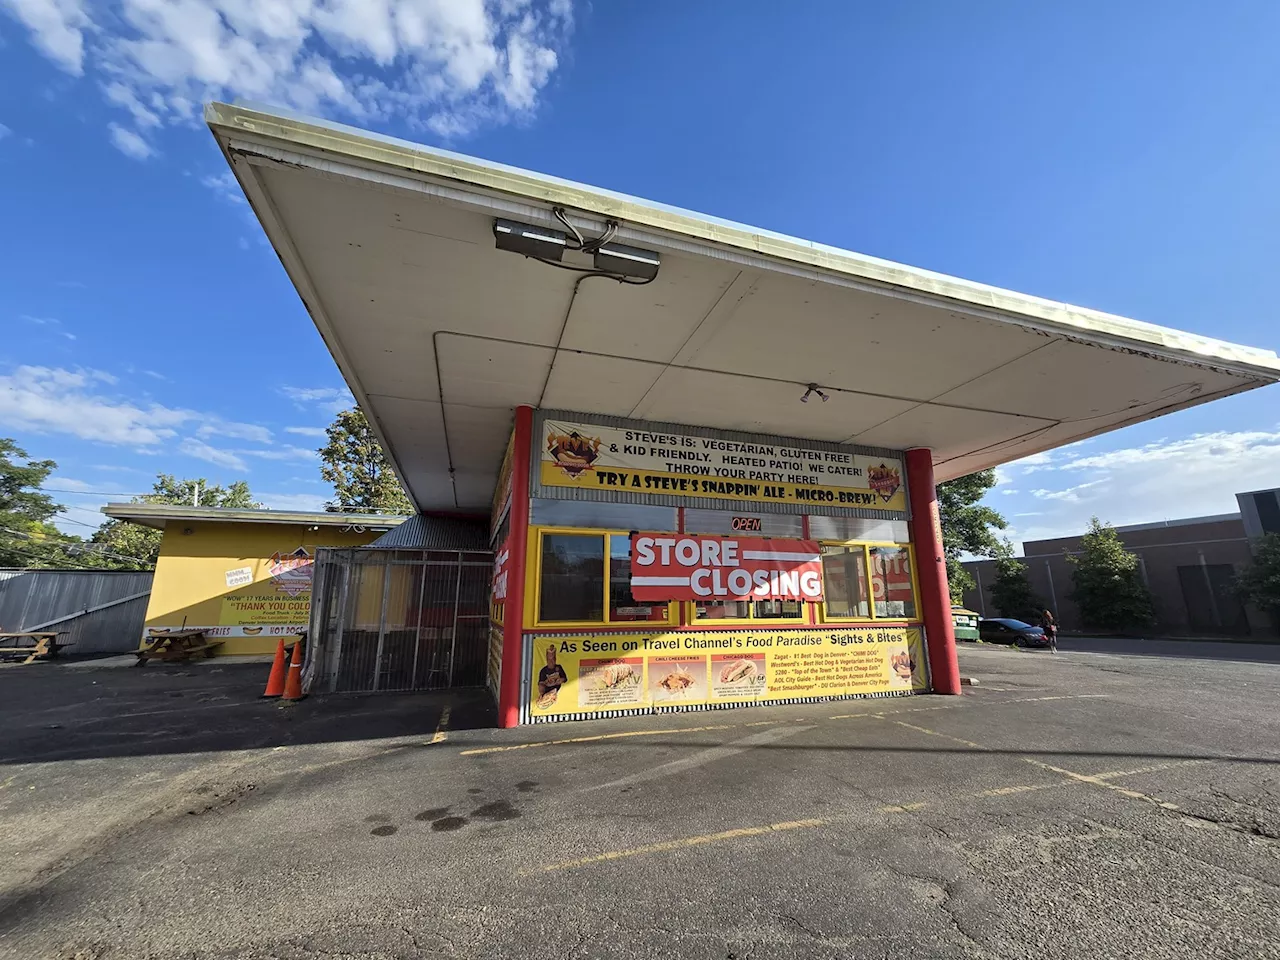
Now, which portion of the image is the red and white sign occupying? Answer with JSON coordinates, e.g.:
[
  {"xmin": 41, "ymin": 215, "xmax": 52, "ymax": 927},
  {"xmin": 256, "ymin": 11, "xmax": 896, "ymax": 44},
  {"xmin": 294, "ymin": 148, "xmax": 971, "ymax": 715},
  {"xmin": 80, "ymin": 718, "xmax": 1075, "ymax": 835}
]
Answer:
[
  {"xmin": 492, "ymin": 542, "xmax": 510, "ymax": 602},
  {"xmin": 629, "ymin": 533, "xmax": 824, "ymax": 602}
]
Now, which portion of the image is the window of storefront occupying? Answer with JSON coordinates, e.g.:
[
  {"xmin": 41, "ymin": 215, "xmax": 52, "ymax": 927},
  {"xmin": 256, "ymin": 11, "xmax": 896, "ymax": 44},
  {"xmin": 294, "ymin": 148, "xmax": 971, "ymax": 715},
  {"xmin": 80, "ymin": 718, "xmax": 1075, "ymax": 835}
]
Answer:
[
  {"xmin": 869, "ymin": 545, "xmax": 917, "ymax": 619},
  {"xmin": 532, "ymin": 527, "xmax": 917, "ymax": 627},
  {"xmin": 820, "ymin": 545, "xmax": 870, "ymax": 619},
  {"xmin": 534, "ymin": 529, "xmax": 673, "ymax": 627},
  {"xmin": 820, "ymin": 543, "xmax": 919, "ymax": 622},
  {"xmin": 690, "ymin": 599, "xmax": 806, "ymax": 622}
]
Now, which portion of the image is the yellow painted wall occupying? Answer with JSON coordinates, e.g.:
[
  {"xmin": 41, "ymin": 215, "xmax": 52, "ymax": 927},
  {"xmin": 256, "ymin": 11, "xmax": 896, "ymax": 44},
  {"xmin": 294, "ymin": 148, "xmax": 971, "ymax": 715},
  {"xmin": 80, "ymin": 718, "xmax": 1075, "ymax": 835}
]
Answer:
[{"xmin": 142, "ymin": 520, "xmax": 380, "ymax": 655}]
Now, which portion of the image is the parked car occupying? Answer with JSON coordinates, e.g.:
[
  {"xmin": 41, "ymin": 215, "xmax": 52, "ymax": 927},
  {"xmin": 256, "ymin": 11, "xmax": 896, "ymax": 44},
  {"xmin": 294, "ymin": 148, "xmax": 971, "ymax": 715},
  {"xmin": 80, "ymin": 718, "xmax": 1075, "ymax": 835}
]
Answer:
[
  {"xmin": 978, "ymin": 618, "xmax": 1048, "ymax": 647},
  {"xmin": 951, "ymin": 606, "xmax": 981, "ymax": 642}
]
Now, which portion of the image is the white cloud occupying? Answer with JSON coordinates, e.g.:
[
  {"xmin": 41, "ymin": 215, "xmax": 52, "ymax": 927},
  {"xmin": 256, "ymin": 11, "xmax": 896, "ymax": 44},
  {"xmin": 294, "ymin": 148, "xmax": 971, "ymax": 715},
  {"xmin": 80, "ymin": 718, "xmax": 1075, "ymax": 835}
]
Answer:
[
  {"xmin": 285, "ymin": 425, "xmax": 327, "ymax": 437},
  {"xmin": 93, "ymin": 463, "xmax": 150, "ymax": 474},
  {"xmin": 3, "ymin": 0, "xmax": 574, "ymax": 158},
  {"xmin": 21, "ymin": 314, "xmax": 59, "ymax": 325},
  {"xmin": 0, "ymin": 122, "xmax": 10, "ymax": 140},
  {"xmin": 1008, "ymin": 450, "xmax": 1055, "ymax": 473},
  {"xmin": 1008, "ymin": 429, "xmax": 1280, "ymax": 543},
  {"xmin": 256, "ymin": 491, "xmax": 329, "ymax": 512},
  {"xmin": 280, "ymin": 385, "xmax": 352, "ymax": 414},
  {"xmin": 44, "ymin": 477, "xmax": 96, "ymax": 493},
  {"xmin": 0, "ymin": 365, "xmax": 196, "ymax": 445},
  {"xmin": 143, "ymin": 369, "xmax": 168, "ymax": 381},
  {"xmin": 178, "ymin": 437, "xmax": 248, "ymax": 471},
  {"xmin": 0, "ymin": 0, "xmax": 92, "ymax": 74},
  {"xmin": 108, "ymin": 121, "xmax": 155, "ymax": 159},
  {"xmin": 241, "ymin": 445, "xmax": 319, "ymax": 462},
  {"xmin": 196, "ymin": 420, "xmax": 273, "ymax": 443},
  {"xmin": 201, "ymin": 170, "xmax": 245, "ymax": 205}
]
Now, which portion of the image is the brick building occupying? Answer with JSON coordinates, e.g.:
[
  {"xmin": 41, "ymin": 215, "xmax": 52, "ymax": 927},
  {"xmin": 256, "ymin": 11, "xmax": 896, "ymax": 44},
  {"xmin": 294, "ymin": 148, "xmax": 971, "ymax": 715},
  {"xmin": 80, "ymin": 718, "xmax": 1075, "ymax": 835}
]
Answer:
[{"xmin": 962, "ymin": 488, "xmax": 1280, "ymax": 638}]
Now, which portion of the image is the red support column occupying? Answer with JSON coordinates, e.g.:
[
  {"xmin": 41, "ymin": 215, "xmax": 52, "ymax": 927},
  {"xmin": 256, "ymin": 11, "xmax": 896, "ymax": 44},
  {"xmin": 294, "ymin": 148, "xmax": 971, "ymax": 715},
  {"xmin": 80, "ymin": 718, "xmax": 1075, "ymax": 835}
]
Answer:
[
  {"xmin": 498, "ymin": 405, "xmax": 534, "ymax": 728},
  {"xmin": 905, "ymin": 448, "xmax": 961, "ymax": 695}
]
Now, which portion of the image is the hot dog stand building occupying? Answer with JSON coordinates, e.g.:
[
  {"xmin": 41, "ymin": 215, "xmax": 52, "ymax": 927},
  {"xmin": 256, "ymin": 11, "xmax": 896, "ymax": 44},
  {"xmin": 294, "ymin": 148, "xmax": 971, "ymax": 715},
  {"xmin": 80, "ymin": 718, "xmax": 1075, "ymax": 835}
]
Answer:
[{"xmin": 207, "ymin": 103, "xmax": 1280, "ymax": 727}]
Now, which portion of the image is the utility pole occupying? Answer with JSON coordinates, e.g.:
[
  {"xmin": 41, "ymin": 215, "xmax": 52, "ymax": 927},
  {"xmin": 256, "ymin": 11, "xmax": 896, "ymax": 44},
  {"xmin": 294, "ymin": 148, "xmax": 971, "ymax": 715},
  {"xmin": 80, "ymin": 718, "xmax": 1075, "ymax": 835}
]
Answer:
[{"xmin": 192, "ymin": 481, "xmax": 201, "ymax": 506}]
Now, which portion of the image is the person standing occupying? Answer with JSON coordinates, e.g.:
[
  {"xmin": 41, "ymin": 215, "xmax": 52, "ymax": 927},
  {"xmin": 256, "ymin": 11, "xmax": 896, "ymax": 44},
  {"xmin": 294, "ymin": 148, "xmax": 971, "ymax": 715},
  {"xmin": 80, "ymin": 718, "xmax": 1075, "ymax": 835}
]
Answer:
[{"xmin": 1040, "ymin": 609, "xmax": 1058, "ymax": 653}]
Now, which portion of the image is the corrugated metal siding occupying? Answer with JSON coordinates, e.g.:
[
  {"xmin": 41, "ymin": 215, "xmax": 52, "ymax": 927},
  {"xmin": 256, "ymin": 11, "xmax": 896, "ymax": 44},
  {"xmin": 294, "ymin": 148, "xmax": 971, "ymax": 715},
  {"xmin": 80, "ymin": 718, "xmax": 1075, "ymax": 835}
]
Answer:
[
  {"xmin": 367, "ymin": 514, "xmax": 489, "ymax": 550},
  {"xmin": 531, "ymin": 409, "xmax": 911, "ymax": 520},
  {"xmin": 0, "ymin": 569, "xmax": 154, "ymax": 655}
]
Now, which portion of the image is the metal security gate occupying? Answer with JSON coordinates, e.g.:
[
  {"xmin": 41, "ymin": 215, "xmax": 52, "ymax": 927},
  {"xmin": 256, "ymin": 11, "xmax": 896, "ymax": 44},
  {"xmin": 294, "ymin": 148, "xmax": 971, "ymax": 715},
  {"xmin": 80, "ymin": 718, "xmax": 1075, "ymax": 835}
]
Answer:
[{"xmin": 307, "ymin": 548, "xmax": 492, "ymax": 693}]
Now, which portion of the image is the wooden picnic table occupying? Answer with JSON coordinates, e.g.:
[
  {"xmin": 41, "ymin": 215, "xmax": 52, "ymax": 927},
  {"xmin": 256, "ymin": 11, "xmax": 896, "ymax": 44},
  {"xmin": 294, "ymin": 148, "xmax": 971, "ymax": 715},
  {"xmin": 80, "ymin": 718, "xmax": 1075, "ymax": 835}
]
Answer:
[
  {"xmin": 0, "ymin": 632, "xmax": 72, "ymax": 664},
  {"xmin": 135, "ymin": 629, "xmax": 225, "ymax": 666}
]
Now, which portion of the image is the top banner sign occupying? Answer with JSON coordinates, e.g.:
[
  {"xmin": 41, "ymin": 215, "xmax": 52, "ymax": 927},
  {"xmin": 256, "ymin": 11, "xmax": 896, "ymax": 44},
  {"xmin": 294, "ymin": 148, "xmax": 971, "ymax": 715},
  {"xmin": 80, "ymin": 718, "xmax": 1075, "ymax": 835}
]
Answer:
[{"xmin": 540, "ymin": 419, "xmax": 906, "ymax": 512}]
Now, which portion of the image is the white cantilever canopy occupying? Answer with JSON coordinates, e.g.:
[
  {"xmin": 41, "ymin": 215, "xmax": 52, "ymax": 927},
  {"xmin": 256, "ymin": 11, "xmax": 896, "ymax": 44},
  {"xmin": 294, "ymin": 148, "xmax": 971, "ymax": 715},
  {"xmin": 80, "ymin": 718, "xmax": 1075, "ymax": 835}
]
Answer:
[{"xmin": 207, "ymin": 102, "xmax": 1280, "ymax": 514}]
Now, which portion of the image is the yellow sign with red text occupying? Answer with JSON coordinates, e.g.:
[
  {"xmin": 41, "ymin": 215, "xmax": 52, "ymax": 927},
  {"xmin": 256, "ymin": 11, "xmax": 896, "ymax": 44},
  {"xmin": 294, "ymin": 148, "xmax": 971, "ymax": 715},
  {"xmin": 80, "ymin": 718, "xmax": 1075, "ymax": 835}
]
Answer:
[
  {"xmin": 530, "ymin": 626, "xmax": 925, "ymax": 717},
  {"xmin": 540, "ymin": 419, "xmax": 906, "ymax": 512}
]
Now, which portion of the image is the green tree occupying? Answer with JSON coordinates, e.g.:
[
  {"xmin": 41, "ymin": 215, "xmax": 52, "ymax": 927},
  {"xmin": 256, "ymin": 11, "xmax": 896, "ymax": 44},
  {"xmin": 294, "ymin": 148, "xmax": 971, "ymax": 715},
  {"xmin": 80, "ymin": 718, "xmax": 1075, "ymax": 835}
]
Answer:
[
  {"xmin": 318, "ymin": 408, "xmax": 413, "ymax": 514},
  {"xmin": 1068, "ymin": 517, "xmax": 1156, "ymax": 631},
  {"xmin": 90, "ymin": 474, "xmax": 260, "ymax": 567},
  {"xmin": 937, "ymin": 469, "xmax": 1008, "ymax": 604},
  {"xmin": 1236, "ymin": 533, "xmax": 1280, "ymax": 619},
  {"xmin": 0, "ymin": 438, "xmax": 75, "ymax": 568},
  {"xmin": 989, "ymin": 554, "xmax": 1045, "ymax": 623}
]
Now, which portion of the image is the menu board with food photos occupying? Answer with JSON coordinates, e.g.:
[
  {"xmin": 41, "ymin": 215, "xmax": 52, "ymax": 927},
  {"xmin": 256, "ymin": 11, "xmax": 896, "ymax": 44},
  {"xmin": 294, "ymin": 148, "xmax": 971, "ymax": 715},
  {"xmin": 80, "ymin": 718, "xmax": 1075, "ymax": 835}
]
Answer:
[{"xmin": 529, "ymin": 626, "xmax": 926, "ymax": 717}]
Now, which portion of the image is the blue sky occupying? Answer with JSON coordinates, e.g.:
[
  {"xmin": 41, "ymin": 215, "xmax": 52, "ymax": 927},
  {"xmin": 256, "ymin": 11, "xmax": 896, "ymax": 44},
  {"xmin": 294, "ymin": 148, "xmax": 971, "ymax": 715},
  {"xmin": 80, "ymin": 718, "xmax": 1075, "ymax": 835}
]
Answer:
[{"xmin": 1, "ymin": 1, "xmax": 1279, "ymax": 546}]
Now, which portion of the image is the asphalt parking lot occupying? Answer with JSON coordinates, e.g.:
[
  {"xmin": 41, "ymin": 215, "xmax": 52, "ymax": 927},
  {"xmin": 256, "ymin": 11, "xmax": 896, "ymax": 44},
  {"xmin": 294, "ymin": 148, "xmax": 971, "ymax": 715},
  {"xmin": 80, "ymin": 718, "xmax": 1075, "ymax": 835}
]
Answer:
[{"xmin": 2, "ymin": 640, "xmax": 1279, "ymax": 960}]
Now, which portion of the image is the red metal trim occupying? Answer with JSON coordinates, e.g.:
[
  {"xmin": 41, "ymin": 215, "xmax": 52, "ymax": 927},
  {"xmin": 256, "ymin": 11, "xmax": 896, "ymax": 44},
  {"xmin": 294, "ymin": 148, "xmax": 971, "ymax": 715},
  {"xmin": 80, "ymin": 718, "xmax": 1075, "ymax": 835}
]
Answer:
[
  {"xmin": 905, "ymin": 448, "xmax": 961, "ymax": 695},
  {"xmin": 497, "ymin": 406, "xmax": 533, "ymax": 727},
  {"xmin": 801, "ymin": 515, "xmax": 814, "ymax": 623},
  {"xmin": 676, "ymin": 507, "xmax": 686, "ymax": 625}
]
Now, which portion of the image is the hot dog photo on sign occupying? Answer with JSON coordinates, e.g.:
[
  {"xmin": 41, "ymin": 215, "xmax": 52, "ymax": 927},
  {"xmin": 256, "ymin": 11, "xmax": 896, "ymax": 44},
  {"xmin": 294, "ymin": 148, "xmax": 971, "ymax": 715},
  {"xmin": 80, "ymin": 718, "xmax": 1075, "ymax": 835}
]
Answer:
[{"xmin": 710, "ymin": 652, "xmax": 767, "ymax": 699}]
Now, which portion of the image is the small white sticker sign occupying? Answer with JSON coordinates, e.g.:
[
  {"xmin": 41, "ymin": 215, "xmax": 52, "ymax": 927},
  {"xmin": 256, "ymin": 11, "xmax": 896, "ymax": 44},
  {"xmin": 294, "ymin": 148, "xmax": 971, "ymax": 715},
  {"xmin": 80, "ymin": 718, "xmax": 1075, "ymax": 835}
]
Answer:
[{"xmin": 225, "ymin": 566, "xmax": 254, "ymax": 589}]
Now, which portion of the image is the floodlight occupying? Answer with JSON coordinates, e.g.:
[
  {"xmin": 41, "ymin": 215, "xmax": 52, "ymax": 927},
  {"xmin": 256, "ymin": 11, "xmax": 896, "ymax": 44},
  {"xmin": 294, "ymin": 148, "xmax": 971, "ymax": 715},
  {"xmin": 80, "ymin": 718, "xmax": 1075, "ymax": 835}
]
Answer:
[
  {"xmin": 593, "ymin": 243, "xmax": 661, "ymax": 282},
  {"xmin": 493, "ymin": 219, "xmax": 568, "ymax": 261}
]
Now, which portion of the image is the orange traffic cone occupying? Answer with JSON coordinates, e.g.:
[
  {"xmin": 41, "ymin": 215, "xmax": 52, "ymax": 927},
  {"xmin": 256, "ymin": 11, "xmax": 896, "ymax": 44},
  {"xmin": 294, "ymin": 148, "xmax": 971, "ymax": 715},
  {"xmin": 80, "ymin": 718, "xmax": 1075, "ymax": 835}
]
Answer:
[
  {"xmin": 280, "ymin": 638, "xmax": 306, "ymax": 703},
  {"xmin": 261, "ymin": 639, "xmax": 289, "ymax": 698}
]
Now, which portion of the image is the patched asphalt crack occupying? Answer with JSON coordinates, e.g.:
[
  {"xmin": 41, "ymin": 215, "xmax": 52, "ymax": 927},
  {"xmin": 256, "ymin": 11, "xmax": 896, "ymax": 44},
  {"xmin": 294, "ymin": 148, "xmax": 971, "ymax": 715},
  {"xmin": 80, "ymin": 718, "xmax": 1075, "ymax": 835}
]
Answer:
[{"xmin": 1177, "ymin": 808, "xmax": 1280, "ymax": 841}]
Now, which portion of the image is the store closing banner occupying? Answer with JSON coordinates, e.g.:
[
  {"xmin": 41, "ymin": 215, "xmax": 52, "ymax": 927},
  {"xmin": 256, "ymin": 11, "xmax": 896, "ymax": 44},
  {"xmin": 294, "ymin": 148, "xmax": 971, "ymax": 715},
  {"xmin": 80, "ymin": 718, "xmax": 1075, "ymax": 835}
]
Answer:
[{"xmin": 629, "ymin": 533, "xmax": 824, "ymax": 602}]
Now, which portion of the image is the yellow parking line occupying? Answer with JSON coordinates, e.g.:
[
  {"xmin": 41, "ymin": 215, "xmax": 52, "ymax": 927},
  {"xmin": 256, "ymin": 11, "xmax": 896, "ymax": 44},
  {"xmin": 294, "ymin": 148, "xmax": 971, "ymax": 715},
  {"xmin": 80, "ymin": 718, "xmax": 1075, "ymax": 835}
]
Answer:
[
  {"xmin": 460, "ymin": 723, "xmax": 737, "ymax": 756},
  {"xmin": 1023, "ymin": 758, "xmax": 1181, "ymax": 810},
  {"xmin": 530, "ymin": 818, "xmax": 828, "ymax": 873},
  {"xmin": 976, "ymin": 783, "xmax": 1053, "ymax": 798},
  {"xmin": 1093, "ymin": 760, "xmax": 1204, "ymax": 780},
  {"xmin": 886, "ymin": 718, "xmax": 989, "ymax": 751},
  {"xmin": 430, "ymin": 706, "xmax": 452, "ymax": 745}
]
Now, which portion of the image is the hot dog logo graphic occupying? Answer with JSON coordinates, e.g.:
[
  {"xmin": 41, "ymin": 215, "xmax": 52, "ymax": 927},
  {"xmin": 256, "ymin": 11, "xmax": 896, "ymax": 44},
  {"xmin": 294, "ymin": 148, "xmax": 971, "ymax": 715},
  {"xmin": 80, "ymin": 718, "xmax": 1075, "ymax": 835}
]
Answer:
[
  {"xmin": 546, "ymin": 429, "xmax": 602, "ymax": 478},
  {"xmin": 867, "ymin": 463, "xmax": 902, "ymax": 503}
]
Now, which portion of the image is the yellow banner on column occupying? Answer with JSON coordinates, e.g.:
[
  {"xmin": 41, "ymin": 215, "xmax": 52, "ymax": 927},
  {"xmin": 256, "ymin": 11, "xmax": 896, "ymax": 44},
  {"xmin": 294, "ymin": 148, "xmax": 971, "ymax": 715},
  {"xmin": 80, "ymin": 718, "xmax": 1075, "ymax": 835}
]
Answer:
[{"xmin": 530, "ymin": 626, "xmax": 925, "ymax": 718}]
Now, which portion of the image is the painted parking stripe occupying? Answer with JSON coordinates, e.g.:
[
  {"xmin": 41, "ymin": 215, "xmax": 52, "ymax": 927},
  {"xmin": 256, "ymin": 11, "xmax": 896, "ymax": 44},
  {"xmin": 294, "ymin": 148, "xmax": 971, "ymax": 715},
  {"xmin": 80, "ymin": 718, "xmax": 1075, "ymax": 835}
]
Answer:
[
  {"xmin": 531, "ymin": 818, "xmax": 828, "ymax": 874},
  {"xmin": 460, "ymin": 723, "xmax": 738, "ymax": 756},
  {"xmin": 584, "ymin": 725, "xmax": 814, "ymax": 792}
]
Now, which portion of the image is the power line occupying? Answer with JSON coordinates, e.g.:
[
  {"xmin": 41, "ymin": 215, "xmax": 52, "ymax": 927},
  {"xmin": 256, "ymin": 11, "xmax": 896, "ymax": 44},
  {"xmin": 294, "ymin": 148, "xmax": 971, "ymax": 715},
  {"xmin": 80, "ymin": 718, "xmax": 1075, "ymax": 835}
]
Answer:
[
  {"xmin": 42, "ymin": 488, "xmax": 150, "ymax": 497},
  {"xmin": 53, "ymin": 513, "xmax": 101, "ymax": 529},
  {"xmin": 0, "ymin": 537, "xmax": 76, "ymax": 569},
  {"xmin": 0, "ymin": 527, "xmax": 153, "ymax": 568}
]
